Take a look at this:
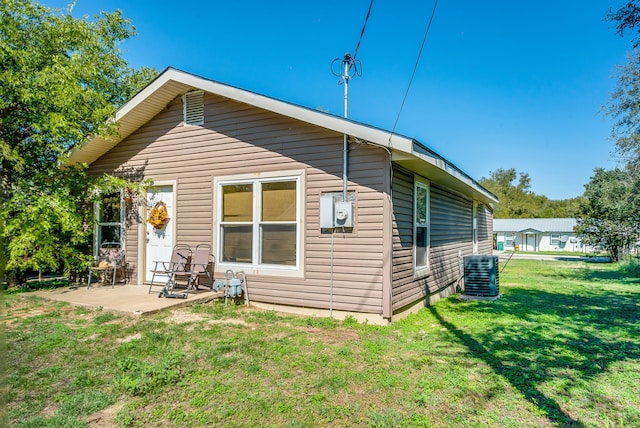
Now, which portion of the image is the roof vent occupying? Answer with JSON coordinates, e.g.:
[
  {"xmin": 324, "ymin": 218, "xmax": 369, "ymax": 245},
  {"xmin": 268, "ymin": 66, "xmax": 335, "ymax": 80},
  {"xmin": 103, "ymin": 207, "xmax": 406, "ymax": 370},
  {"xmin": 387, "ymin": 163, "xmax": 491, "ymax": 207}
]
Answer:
[
  {"xmin": 182, "ymin": 90, "xmax": 204, "ymax": 126},
  {"xmin": 463, "ymin": 255, "xmax": 500, "ymax": 299}
]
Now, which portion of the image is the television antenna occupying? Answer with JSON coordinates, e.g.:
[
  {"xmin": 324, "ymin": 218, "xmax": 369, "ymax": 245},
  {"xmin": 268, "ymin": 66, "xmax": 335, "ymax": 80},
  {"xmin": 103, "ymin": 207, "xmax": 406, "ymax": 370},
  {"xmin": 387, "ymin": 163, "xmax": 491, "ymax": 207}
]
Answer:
[{"xmin": 331, "ymin": 53, "xmax": 362, "ymax": 118}]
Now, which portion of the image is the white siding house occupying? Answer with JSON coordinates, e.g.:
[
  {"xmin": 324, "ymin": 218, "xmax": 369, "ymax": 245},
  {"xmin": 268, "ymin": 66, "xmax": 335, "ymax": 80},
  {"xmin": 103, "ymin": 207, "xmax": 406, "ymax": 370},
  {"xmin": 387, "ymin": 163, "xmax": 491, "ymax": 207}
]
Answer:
[{"xmin": 494, "ymin": 218, "xmax": 587, "ymax": 252}]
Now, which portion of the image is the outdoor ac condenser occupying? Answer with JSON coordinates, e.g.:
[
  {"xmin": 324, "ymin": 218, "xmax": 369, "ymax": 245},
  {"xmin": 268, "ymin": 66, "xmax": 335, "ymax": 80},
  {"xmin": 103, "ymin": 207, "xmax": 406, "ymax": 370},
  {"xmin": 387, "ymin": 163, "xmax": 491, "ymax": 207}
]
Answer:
[{"xmin": 463, "ymin": 255, "xmax": 500, "ymax": 298}]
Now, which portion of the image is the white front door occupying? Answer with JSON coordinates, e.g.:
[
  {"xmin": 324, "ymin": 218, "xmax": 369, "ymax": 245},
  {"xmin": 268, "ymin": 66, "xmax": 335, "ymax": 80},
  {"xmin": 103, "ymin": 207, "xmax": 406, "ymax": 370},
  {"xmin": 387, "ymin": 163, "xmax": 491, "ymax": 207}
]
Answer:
[{"xmin": 145, "ymin": 185, "xmax": 174, "ymax": 283}]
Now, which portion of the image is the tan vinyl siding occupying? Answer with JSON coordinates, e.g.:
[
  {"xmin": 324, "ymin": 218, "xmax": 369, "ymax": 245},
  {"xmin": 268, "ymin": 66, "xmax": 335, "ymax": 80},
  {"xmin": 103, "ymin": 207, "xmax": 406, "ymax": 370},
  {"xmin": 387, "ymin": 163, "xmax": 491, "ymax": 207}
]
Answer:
[
  {"xmin": 391, "ymin": 166, "xmax": 476, "ymax": 312},
  {"xmin": 89, "ymin": 93, "xmax": 386, "ymax": 314},
  {"xmin": 123, "ymin": 215, "xmax": 138, "ymax": 282}
]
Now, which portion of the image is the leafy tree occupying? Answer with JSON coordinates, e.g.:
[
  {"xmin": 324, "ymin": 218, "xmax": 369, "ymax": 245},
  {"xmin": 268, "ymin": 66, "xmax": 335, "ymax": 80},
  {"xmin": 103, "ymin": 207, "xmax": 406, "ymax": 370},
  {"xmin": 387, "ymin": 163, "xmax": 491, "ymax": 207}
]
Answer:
[
  {"xmin": 607, "ymin": 1, "xmax": 640, "ymax": 168},
  {"xmin": 575, "ymin": 168, "xmax": 640, "ymax": 261},
  {"xmin": 591, "ymin": 1, "xmax": 640, "ymax": 262},
  {"xmin": 607, "ymin": 0, "xmax": 640, "ymax": 47},
  {"xmin": 0, "ymin": 1, "xmax": 156, "ymax": 287},
  {"xmin": 605, "ymin": 50, "xmax": 640, "ymax": 168},
  {"xmin": 479, "ymin": 168, "xmax": 581, "ymax": 218},
  {"xmin": 479, "ymin": 168, "xmax": 534, "ymax": 218}
]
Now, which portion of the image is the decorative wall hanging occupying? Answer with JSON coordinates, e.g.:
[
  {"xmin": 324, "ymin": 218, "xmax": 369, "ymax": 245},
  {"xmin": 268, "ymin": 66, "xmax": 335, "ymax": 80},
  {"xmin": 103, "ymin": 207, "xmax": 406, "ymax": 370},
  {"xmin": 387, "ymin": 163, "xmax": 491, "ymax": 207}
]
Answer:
[{"xmin": 147, "ymin": 201, "xmax": 168, "ymax": 229}]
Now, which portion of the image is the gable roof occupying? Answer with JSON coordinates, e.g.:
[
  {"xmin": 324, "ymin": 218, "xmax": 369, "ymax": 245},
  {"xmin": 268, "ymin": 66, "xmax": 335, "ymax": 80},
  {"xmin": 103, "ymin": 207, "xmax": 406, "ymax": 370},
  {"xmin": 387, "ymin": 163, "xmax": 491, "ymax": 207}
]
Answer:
[
  {"xmin": 493, "ymin": 218, "xmax": 578, "ymax": 233},
  {"xmin": 67, "ymin": 67, "xmax": 498, "ymax": 206}
]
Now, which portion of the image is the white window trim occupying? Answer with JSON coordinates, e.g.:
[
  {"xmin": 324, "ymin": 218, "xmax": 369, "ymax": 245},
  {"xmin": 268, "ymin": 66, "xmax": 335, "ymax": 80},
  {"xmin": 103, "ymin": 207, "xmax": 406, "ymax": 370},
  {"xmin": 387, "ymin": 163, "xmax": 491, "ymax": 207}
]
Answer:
[
  {"xmin": 94, "ymin": 189, "xmax": 125, "ymax": 257},
  {"xmin": 550, "ymin": 233, "xmax": 561, "ymax": 246},
  {"xmin": 214, "ymin": 170, "xmax": 305, "ymax": 278},
  {"xmin": 414, "ymin": 176, "xmax": 430, "ymax": 277}
]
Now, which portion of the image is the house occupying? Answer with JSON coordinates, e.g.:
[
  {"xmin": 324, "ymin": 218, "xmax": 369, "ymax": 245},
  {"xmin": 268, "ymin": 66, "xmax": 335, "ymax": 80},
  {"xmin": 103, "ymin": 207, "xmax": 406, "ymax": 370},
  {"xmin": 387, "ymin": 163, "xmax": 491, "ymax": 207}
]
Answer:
[
  {"xmin": 68, "ymin": 67, "xmax": 498, "ymax": 324},
  {"xmin": 493, "ymin": 218, "xmax": 586, "ymax": 252}
]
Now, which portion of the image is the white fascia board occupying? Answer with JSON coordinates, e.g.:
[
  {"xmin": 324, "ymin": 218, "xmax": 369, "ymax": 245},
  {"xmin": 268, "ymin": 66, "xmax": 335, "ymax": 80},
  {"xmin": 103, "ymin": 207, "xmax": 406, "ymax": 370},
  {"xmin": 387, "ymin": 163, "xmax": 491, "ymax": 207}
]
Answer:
[
  {"xmin": 70, "ymin": 68, "xmax": 415, "ymax": 164},
  {"xmin": 392, "ymin": 144, "xmax": 498, "ymax": 205},
  {"xmin": 114, "ymin": 72, "xmax": 175, "ymax": 121}
]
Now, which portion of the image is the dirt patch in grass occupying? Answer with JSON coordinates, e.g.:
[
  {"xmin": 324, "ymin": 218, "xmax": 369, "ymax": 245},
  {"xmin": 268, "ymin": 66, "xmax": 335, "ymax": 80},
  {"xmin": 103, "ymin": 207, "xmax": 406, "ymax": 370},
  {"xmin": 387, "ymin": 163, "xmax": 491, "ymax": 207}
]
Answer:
[
  {"xmin": 1, "ymin": 296, "xmax": 76, "ymax": 324},
  {"xmin": 167, "ymin": 309, "xmax": 251, "ymax": 327},
  {"xmin": 302, "ymin": 326, "xmax": 361, "ymax": 344},
  {"xmin": 87, "ymin": 402, "xmax": 123, "ymax": 427},
  {"xmin": 117, "ymin": 333, "xmax": 142, "ymax": 343}
]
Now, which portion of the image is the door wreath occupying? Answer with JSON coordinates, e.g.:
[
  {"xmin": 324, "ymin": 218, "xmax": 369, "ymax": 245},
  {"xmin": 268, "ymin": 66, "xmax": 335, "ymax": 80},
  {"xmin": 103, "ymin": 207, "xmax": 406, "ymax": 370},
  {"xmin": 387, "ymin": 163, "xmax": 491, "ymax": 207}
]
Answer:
[{"xmin": 148, "ymin": 201, "xmax": 169, "ymax": 229}]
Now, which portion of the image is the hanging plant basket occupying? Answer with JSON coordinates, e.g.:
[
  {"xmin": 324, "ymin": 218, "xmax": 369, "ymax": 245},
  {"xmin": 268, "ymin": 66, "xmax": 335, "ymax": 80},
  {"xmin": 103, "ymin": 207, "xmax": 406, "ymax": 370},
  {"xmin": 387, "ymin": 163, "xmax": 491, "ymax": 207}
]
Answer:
[{"xmin": 147, "ymin": 201, "xmax": 168, "ymax": 229}]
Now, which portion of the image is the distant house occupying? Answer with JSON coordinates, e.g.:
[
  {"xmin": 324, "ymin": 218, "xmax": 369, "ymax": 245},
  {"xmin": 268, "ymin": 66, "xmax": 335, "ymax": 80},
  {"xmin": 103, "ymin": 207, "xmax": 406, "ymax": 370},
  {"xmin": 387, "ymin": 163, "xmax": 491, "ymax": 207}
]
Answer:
[
  {"xmin": 493, "ymin": 218, "xmax": 586, "ymax": 252},
  {"xmin": 68, "ymin": 67, "xmax": 498, "ymax": 324}
]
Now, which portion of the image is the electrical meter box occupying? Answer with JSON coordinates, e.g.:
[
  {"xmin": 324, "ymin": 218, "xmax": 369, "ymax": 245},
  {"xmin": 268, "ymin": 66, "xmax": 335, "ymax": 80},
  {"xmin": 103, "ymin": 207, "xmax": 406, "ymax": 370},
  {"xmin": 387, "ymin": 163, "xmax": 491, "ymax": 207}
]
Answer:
[{"xmin": 334, "ymin": 201, "xmax": 353, "ymax": 228}]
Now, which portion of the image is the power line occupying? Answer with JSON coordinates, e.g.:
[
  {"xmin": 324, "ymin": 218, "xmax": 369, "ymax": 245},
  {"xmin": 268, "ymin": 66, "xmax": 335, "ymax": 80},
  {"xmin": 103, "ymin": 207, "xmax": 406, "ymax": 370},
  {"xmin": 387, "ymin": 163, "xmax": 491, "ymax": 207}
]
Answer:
[
  {"xmin": 353, "ymin": 0, "xmax": 374, "ymax": 61},
  {"xmin": 331, "ymin": 0, "xmax": 373, "ymax": 83},
  {"xmin": 389, "ymin": 0, "xmax": 439, "ymax": 141}
]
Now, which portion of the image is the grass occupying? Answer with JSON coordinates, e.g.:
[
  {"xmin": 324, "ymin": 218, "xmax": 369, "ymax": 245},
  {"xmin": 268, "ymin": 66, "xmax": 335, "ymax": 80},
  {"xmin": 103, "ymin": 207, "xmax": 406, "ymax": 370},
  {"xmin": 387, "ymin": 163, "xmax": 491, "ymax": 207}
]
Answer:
[
  {"xmin": 499, "ymin": 250, "xmax": 609, "ymax": 257},
  {"xmin": 2, "ymin": 259, "xmax": 640, "ymax": 427},
  {"xmin": 3, "ymin": 278, "xmax": 71, "ymax": 295}
]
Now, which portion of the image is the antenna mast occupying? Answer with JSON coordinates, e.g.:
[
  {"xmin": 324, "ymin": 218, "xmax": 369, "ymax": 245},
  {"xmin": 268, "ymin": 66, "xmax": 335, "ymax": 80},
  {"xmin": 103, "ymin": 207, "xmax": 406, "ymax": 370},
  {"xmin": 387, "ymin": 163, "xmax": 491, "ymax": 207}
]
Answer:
[
  {"xmin": 331, "ymin": 53, "xmax": 361, "ymax": 200},
  {"xmin": 341, "ymin": 53, "xmax": 352, "ymax": 118},
  {"xmin": 332, "ymin": 52, "xmax": 361, "ymax": 118}
]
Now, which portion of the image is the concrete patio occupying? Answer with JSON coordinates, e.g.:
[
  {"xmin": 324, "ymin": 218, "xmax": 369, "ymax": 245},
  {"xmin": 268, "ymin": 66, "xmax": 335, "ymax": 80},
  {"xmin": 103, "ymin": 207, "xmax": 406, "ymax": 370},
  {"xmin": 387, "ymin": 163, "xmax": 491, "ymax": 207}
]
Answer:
[{"xmin": 32, "ymin": 283, "xmax": 224, "ymax": 316}]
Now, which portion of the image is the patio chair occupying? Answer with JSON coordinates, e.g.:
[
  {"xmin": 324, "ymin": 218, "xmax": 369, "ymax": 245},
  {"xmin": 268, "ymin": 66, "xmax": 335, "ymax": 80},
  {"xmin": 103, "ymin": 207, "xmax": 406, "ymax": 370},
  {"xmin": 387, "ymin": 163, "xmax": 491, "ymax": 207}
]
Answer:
[
  {"xmin": 148, "ymin": 244, "xmax": 192, "ymax": 294},
  {"xmin": 87, "ymin": 242, "xmax": 127, "ymax": 288},
  {"xmin": 160, "ymin": 243, "xmax": 215, "ymax": 298}
]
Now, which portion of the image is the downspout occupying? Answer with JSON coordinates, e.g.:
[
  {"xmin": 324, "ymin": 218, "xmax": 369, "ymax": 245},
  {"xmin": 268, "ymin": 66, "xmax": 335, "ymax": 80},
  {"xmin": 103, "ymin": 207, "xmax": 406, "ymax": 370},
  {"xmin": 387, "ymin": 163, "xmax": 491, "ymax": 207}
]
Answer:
[{"xmin": 343, "ymin": 134, "xmax": 348, "ymax": 201}]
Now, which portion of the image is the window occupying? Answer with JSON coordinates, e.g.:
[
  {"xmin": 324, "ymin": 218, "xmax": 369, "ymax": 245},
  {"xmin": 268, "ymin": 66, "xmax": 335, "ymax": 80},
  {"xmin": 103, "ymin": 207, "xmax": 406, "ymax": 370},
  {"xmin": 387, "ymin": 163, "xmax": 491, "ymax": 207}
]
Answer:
[
  {"xmin": 95, "ymin": 191, "xmax": 124, "ymax": 252},
  {"xmin": 218, "ymin": 174, "xmax": 301, "ymax": 272},
  {"xmin": 550, "ymin": 233, "xmax": 561, "ymax": 246},
  {"xmin": 505, "ymin": 236, "xmax": 514, "ymax": 247},
  {"xmin": 182, "ymin": 90, "xmax": 204, "ymax": 126},
  {"xmin": 414, "ymin": 178, "xmax": 430, "ymax": 272}
]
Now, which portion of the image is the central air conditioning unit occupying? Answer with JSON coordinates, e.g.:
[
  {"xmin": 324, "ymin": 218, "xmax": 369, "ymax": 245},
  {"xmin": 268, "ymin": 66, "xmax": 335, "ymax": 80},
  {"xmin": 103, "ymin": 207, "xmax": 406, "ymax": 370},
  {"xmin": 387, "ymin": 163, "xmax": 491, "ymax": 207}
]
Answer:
[{"xmin": 463, "ymin": 255, "xmax": 500, "ymax": 299}]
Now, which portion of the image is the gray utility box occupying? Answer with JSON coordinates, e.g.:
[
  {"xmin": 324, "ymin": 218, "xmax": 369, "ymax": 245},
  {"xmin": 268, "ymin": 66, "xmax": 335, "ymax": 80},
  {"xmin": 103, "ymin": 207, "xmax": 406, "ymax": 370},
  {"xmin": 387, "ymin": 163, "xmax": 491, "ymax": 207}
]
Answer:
[{"xmin": 463, "ymin": 255, "xmax": 499, "ymax": 297}]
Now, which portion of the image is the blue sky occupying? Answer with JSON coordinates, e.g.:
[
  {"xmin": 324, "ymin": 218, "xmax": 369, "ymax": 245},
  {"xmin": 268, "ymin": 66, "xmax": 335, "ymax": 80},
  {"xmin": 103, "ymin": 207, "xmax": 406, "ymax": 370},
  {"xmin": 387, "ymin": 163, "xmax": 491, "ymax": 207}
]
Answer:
[{"xmin": 48, "ymin": 0, "xmax": 631, "ymax": 199}]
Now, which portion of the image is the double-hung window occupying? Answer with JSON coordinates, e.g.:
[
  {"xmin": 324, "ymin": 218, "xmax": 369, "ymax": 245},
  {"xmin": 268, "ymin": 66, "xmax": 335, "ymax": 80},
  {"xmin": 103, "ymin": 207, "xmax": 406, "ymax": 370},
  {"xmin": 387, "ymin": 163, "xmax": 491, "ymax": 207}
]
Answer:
[
  {"xmin": 414, "ymin": 178, "xmax": 430, "ymax": 273},
  {"xmin": 505, "ymin": 236, "xmax": 514, "ymax": 248},
  {"xmin": 217, "ymin": 173, "xmax": 301, "ymax": 273},
  {"xmin": 550, "ymin": 233, "xmax": 561, "ymax": 246},
  {"xmin": 95, "ymin": 191, "xmax": 124, "ymax": 253}
]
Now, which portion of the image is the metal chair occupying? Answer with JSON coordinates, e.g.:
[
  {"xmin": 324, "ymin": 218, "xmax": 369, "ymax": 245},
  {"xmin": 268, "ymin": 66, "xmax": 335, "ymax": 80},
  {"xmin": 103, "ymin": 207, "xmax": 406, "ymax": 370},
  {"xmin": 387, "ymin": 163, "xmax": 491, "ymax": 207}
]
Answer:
[
  {"xmin": 87, "ymin": 242, "xmax": 127, "ymax": 288},
  {"xmin": 160, "ymin": 244, "xmax": 214, "ymax": 298},
  {"xmin": 148, "ymin": 244, "xmax": 191, "ymax": 294}
]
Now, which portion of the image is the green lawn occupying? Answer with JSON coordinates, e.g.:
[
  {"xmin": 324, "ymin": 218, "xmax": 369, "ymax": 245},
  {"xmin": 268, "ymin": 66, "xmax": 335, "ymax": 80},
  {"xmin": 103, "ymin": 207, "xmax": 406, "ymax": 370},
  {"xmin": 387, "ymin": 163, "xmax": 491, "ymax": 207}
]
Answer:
[
  {"xmin": 499, "ymin": 250, "xmax": 596, "ymax": 257},
  {"xmin": 2, "ymin": 259, "xmax": 639, "ymax": 427}
]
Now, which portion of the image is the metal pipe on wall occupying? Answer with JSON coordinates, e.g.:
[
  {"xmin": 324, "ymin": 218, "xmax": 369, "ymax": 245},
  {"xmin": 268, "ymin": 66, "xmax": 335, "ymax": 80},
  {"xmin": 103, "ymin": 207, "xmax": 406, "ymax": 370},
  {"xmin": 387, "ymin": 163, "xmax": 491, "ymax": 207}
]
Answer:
[{"xmin": 342, "ymin": 55, "xmax": 349, "ymax": 202}]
